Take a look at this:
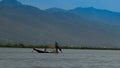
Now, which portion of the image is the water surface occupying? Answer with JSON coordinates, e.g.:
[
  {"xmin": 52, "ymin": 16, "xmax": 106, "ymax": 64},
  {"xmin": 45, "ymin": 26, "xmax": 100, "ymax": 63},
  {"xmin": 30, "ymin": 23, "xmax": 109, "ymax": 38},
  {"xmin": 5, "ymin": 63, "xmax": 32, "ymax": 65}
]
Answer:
[{"xmin": 0, "ymin": 48, "xmax": 120, "ymax": 68}]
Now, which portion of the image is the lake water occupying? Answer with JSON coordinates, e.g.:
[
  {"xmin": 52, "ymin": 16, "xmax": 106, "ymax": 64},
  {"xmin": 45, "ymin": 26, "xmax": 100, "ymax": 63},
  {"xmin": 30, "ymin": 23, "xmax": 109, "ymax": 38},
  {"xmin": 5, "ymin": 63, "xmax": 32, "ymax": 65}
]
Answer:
[{"xmin": 0, "ymin": 48, "xmax": 120, "ymax": 68}]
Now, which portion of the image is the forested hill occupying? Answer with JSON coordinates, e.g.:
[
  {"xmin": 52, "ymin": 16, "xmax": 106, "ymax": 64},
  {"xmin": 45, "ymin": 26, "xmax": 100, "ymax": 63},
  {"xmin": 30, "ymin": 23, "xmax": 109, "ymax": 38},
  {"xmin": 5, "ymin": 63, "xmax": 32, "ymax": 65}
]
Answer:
[{"xmin": 0, "ymin": 0, "xmax": 120, "ymax": 47}]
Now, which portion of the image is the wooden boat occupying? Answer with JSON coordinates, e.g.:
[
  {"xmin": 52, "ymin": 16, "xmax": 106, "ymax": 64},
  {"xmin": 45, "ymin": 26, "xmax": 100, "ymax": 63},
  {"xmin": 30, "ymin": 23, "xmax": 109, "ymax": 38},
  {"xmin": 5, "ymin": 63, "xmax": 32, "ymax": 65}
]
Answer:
[
  {"xmin": 33, "ymin": 42, "xmax": 62, "ymax": 53},
  {"xmin": 33, "ymin": 48, "xmax": 49, "ymax": 53}
]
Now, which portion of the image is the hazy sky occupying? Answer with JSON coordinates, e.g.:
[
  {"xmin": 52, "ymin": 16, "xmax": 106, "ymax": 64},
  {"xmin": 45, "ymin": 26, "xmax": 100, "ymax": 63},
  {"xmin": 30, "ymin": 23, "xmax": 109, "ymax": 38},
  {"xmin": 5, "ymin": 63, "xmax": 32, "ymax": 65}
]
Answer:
[{"xmin": 1, "ymin": 0, "xmax": 120, "ymax": 12}]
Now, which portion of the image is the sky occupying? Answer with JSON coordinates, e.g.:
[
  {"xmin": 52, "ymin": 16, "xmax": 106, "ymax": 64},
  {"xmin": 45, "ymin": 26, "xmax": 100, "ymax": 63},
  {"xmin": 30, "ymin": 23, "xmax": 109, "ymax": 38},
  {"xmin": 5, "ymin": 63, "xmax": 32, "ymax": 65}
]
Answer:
[{"xmin": 1, "ymin": 0, "xmax": 120, "ymax": 12}]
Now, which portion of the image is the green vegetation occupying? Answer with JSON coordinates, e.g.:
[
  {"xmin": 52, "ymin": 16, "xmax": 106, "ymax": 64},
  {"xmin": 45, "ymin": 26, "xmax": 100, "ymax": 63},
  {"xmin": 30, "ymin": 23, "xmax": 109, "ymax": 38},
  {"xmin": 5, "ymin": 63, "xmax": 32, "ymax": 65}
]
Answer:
[
  {"xmin": 61, "ymin": 46, "xmax": 120, "ymax": 50},
  {"xmin": 0, "ymin": 44, "xmax": 47, "ymax": 48},
  {"xmin": 0, "ymin": 44, "xmax": 120, "ymax": 50}
]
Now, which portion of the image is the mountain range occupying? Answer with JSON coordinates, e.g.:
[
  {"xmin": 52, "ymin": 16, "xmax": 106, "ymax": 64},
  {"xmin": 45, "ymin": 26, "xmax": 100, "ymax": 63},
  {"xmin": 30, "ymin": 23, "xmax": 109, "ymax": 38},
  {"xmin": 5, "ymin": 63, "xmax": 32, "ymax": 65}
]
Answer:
[{"xmin": 0, "ymin": 0, "xmax": 120, "ymax": 47}]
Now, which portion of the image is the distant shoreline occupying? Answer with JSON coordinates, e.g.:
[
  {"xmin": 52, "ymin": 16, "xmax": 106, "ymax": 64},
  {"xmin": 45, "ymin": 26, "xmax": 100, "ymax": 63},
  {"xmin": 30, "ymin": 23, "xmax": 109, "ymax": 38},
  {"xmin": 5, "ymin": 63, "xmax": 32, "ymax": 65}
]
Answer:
[{"xmin": 0, "ymin": 44, "xmax": 120, "ymax": 50}]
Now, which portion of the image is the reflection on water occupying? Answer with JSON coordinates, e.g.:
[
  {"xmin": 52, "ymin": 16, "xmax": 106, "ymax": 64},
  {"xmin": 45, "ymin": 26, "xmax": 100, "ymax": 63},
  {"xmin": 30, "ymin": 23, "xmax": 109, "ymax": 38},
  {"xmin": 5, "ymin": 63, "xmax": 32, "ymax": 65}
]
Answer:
[{"xmin": 0, "ymin": 48, "xmax": 120, "ymax": 68}]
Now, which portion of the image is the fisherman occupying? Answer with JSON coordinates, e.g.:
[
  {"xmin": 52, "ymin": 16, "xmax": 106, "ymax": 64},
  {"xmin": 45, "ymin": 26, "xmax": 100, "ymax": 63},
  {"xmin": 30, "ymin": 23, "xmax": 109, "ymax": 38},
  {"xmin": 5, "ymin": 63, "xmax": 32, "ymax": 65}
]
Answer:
[
  {"xmin": 32, "ymin": 42, "xmax": 62, "ymax": 53},
  {"xmin": 55, "ymin": 41, "xmax": 62, "ymax": 53}
]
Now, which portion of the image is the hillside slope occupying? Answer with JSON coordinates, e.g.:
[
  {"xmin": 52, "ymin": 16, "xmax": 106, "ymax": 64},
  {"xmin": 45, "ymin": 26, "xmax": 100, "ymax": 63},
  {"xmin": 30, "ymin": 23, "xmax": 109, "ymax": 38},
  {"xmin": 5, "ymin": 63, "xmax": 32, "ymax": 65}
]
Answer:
[{"xmin": 0, "ymin": 0, "xmax": 120, "ymax": 47}]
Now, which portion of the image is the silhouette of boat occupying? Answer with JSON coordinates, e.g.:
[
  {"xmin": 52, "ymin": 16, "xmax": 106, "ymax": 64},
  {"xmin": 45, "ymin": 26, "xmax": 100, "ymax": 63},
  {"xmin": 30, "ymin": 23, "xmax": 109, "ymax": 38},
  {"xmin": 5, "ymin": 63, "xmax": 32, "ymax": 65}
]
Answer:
[{"xmin": 33, "ymin": 42, "xmax": 62, "ymax": 53}]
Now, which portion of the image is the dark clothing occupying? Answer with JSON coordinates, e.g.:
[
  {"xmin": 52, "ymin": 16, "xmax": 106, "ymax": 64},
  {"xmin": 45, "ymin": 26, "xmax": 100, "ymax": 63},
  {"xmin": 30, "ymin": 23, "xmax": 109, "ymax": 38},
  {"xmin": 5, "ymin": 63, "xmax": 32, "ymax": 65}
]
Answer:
[{"xmin": 55, "ymin": 42, "xmax": 62, "ymax": 53}]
